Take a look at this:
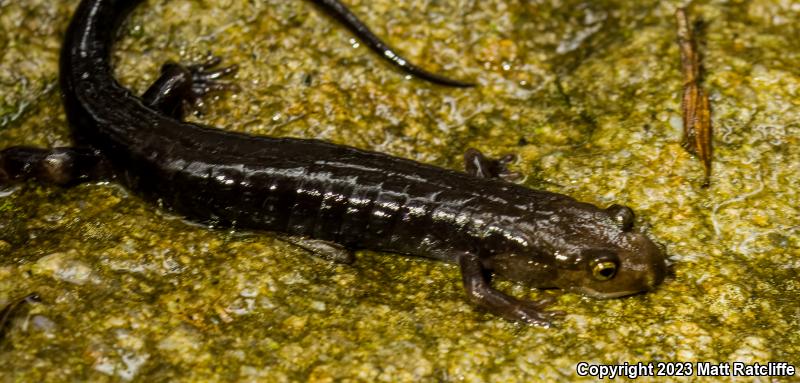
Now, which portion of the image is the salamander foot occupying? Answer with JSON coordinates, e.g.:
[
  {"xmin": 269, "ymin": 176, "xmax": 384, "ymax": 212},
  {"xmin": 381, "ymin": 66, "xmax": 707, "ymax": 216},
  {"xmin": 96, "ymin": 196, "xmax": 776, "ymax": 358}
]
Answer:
[
  {"xmin": 186, "ymin": 53, "xmax": 239, "ymax": 100},
  {"xmin": 463, "ymin": 148, "xmax": 521, "ymax": 181},
  {"xmin": 503, "ymin": 297, "xmax": 566, "ymax": 327},
  {"xmin": 142, "ymin": 53, "xmax": 238, "ymax": 120}
]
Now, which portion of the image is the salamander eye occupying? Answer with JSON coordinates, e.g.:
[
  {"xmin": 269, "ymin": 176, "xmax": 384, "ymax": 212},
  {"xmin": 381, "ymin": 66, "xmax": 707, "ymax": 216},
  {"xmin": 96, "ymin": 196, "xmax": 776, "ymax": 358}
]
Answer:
[
  {"xmin": 591, "ymin": 260, "xmax": 618, "ymax": 281},
  {"xmin": 606, "ymin": 204, "xmax": 635, "ymax": 232}
]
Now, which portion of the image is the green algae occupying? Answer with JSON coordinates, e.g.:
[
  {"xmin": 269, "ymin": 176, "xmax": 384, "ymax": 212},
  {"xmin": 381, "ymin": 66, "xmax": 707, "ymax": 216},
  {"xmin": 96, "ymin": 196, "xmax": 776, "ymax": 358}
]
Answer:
[{"xmin": 1, "ymin": 0, "xmax": 799, "ymax": 381}]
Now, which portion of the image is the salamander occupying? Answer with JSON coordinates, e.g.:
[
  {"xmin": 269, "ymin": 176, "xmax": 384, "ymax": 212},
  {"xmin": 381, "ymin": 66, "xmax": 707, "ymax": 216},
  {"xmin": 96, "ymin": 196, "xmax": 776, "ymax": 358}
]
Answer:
[{"xmin": 0, "ymin": 0, "xmax": 667, "ymax": 326}]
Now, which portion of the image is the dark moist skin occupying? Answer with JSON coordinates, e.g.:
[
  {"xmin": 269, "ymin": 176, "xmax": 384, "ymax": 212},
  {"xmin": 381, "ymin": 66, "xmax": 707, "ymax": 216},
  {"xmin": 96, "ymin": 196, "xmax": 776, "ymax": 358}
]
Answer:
[{"xmin": 0, "ymin": 0, "xmax": 667, "ymax": 326}]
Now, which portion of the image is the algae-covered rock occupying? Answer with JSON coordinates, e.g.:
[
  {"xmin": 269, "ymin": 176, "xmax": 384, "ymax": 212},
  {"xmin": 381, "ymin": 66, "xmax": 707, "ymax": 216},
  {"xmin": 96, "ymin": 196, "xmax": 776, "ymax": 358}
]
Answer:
[{"xmin": 1, "ymin": 0, "xmax": 798, "ymax": 381}]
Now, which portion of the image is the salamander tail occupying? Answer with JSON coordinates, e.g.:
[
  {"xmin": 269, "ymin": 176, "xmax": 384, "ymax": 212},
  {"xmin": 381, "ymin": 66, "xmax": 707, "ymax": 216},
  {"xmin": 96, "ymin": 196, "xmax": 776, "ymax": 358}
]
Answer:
[{"xmin": 311, "ymin": 0, "xmax": 474, "ymax": 87}]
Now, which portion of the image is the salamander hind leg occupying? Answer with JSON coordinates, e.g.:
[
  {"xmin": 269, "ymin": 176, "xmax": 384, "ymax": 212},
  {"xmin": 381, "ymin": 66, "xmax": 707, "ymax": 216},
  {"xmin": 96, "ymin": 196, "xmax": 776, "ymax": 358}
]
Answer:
[
  {"xmin": 463, "ymin": 148, "xmax": 521, "ymax": 181},
  {"xmin": 458, "ymin": 253, "xmax": 564, "ymax": 326},
  {"xmin": 143, "ymin": 54, "xmax": 238, "ymax": 120},
  {"xmin": 0, "ymin": 147, "xmax": 110, "ymax": 186}
]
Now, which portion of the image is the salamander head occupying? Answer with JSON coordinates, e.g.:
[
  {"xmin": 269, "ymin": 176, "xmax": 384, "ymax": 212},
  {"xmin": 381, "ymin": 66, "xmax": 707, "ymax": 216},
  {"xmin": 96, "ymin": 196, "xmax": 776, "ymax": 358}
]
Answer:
[
  {"xmin": 548, "ymin": 203, "xmax": 667, "ymax": 298},
  {"xmin": 491, "ymin": 202, "xmax": 667, "ymax": 299}
]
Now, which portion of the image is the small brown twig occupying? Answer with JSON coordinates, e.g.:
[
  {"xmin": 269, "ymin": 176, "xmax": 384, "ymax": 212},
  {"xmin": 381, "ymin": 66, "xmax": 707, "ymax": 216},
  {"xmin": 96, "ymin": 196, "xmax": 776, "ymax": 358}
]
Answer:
[{"xmin": 676, "ymin": 7, "xmax": 713, "ymax": 187}]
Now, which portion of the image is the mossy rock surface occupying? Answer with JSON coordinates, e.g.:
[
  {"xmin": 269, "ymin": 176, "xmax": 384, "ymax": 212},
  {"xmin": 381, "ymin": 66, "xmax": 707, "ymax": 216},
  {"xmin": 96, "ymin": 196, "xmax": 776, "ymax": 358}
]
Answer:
[{"xmin": 1, "ymin": 0, "xmax": 798, "ymax": 381}]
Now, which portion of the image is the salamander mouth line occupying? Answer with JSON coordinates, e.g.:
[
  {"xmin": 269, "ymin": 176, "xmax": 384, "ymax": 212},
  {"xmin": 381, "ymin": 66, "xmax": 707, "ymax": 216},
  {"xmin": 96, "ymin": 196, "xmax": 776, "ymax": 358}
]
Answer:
[{"xmin": 577, "ymin": 288, "xmax": 642, "ymax": 299}]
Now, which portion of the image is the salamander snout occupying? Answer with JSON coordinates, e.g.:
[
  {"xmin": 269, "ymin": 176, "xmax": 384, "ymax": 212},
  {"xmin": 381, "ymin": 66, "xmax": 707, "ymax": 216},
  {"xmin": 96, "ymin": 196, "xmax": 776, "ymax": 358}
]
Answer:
[
  {"xmin": 630, "ymin": 231, "xmax": 667, "ymax": 290},
  {"xmin": 603, "ymin": 204, "xmax": 667, "ymax": 292}
]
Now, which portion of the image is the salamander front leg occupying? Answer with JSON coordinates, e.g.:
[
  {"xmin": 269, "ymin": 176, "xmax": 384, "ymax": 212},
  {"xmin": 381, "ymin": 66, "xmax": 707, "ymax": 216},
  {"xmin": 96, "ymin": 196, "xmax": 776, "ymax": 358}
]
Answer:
[
  {"xmin": 0, "ymin": 147, "xmax": 110, "ymax": 186},
  {"xmin": 463, "ymin": 148, "xmax": 521, "ymax": 181},
  {"xmin": 458, "ymin": 253, "xmax": 563, "ymax": 326},
  {"xmin": 143, "ymin": 54, "xmax": 238, "ymax": 120}
]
